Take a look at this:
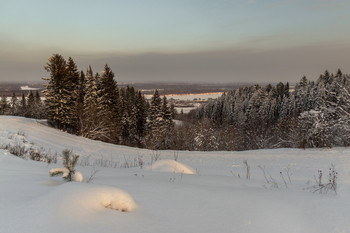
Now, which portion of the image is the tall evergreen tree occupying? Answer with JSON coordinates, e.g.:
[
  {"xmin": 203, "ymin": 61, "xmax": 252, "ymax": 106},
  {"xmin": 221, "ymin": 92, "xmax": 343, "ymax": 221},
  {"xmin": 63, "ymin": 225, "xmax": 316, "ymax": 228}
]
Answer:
[
  {"xmin": 147, "ymin": 89, "xmax": 162, "ymax": 132},
  {"xmin": 64, "ymin": 57, "xmax": 80, "ymax": 132},
  {"xmin": 0, "ymin": 95, "xmax": 8, "ymax": 115},
  {"xmin": 97, "ymin": 64, "xmax": 120, "ymax": 143},
  {"xmin": 76, "ymin": 70, "xmax": 86, "ymax": 130},
  {"xmin": 81, "ymin": 66, "xmax": 103, "ymax": 139},
  {"xmin": 44, "ymin": 54, "xmax": 67, "ymax": 129},
  {"xmin": 26, "ymin": 90, "xmax": 35, "ymax": 117},
  {"xmin": 135, "ymin": 91, "xmax": 148, "ymax": 143},
  {"xmin": 10, "ymin": 93, "xmax": 18, "ymax": 115}
]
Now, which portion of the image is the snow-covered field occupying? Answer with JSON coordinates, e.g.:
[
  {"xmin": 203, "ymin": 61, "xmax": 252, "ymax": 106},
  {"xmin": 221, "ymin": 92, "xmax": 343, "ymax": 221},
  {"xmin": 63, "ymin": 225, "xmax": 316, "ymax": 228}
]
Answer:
[
  {"xmin": 144, "ymin": 92, "xmax": 224, "ymax": 101},
  {"xmin": 165, "ymin": 92, "xmax": 224, "ymax": 101},
  {"xmin": 1, "ymin": 116, "xmax": 350, "ymax": 233}
]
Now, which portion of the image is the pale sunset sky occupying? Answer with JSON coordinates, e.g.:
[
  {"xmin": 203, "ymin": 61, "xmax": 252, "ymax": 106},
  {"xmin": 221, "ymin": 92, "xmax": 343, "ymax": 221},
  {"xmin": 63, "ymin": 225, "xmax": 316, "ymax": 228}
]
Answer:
[{"xmin": 1, "ymin": 0, "xmax": 350, "ymax": 83}]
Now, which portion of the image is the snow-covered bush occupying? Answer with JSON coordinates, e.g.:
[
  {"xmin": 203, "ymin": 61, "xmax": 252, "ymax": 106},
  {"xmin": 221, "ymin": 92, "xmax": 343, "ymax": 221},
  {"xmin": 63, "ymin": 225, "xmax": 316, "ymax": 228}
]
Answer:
[
  {"xmin": 1, "ymin": 132, "xmax": 57, "ymax": 163},
  {"xmin": 50, "ymin": 149, "xmax": 83, "ymax": 182}
]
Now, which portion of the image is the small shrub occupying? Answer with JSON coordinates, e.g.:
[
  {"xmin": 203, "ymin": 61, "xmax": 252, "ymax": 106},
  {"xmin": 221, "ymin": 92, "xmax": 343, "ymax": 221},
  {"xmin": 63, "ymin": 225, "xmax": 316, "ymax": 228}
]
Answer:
[
  {"xmin": 6, "ymin": 143, "xmax": 26, "ymax": 157},
  {"xmin": 50, "ymin": 149, "xmax": 81, "ymax": 182},
  {"xmin": 257, "ymin": 165, "xmax": 279, "ymax": 188}
]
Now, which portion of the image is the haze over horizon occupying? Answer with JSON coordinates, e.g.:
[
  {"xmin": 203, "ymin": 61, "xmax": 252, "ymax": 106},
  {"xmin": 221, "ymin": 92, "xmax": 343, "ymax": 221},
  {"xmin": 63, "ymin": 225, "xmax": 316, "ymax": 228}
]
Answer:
[{"xmin": 1, "ymin": 0, "xmax": 350, "ymax": 84}]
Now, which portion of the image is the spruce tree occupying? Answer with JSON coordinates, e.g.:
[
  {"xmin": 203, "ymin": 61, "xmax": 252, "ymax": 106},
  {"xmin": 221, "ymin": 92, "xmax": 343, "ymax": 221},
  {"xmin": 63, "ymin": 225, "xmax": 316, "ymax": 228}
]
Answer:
[
  {"xmin": 34, "ymin": 91, "xmax": 45, "ymax": 119},
  {"xmin": 81, "ymin": 66, "xmax": 101, "ymax": 139},
  {"xmin": 147, "ymin": 90, "xmax": 162, "ymax": 132},
  {"xmin": 97, "ymin": 64, "xmax": 120, "ymax": 143},
  {"xmin": 64, "ymin": 57, "xmax": 80, "ymax": 132},
  {"xmin": 135, "ymin": 91, "xmax": 148, "ymax": 143},
  {"xmin": 27, "ymin": 91, "xmax": 35, "ymax": 117},
  {"xmin": 10, "ymin": 93, "xmax": 18, "ymax": 115},
  {"xmin": 76, "ymin": 71, "xmax": 86, "ymax": 131},
  {"xmin": 19, "ymin": 93, "xmax": 26, "ymax": 116},
  {"xmin": 0, "ymin": 96, "xmax": 8, "ymax": 115},
  {"xmin": 44, "ymin": 54, "xmax": 67, "ymax": 128}
]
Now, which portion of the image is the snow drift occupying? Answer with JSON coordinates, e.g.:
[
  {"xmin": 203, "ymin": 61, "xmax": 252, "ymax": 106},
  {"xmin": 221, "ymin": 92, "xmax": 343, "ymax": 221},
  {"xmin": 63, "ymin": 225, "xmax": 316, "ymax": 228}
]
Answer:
[
  {"xmin": 44, "ymin": 183, "xmax": 137, "ymax": 214},
  {"xmin": 150, "ymin": 159, "xmax": 196, "ymax": 174}
]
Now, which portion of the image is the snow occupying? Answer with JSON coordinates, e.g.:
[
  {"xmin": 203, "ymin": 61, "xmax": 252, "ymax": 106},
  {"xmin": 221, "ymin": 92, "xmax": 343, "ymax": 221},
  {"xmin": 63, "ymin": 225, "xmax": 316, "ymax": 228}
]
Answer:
[
  {"xmin": 174, "ymin": 106, "xmax": 196, "ymax": 114},
  {"xmin": 165, "ymin": 92, "xmax": 224, "ymax": 101},
  {"xmin": 145, "ymin": 92, "xmax": 223, "ymax": 101},
  {"xmin": 49, "ymin": 167, "xmax": 70, "ymax": 178},
  {"xmin": 1, "ymin": 116, "xmax": 350, "ymax": 233},
  {"xmin": 20, "ymin": 85, "xmax": 40, "ymax": 91},
  {"xmin": 49, "ymin": 168, "xmax": 84, "ymax": 182},
  {"xmin": 74, "ymin": 171, "xmax": 84, "ymax": 182},
  {"xmin": 150, "ymin": 159, "xmax": 196, "ymax": 174}
]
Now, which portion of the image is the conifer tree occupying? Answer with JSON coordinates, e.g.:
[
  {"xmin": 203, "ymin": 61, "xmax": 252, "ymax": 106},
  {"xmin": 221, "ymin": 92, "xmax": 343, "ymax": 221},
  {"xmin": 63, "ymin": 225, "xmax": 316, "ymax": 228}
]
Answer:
[
  {"xmin": 81, "ymin": 66, "xmax": 103, "ymax": 139},
  {"xmin": 33, "ymin": 91, "xmax": 45, "ymax": 119},
  {"xmin": 27, "ymin": 91, "xmax": 35, "ymax": 106},
  {"xmin": 44, "ymin": 54, "xmax": 67, "ymax": 128},
  {"xmin": 135, "ymin": 91, "xmax": 148, "ymax": 143},
  {"xmin": 10, "ymin": 93, "xmax": 18, "ymax": 115},
  {"xmin": 19, "ymin": 93, "xmax": 27, "ymax": 116},
  {"xmin": 76, "ymin": 71, "xmax": 86, "ymax": 130},
  {"xmin": 148, "ymin": 89, "xmax": 162, "ymax": 131},
  {"xmin": 64, "ymin": 57, "xmax": 80, "ymax": 132},
  {"xmin": 97, "ymin": 64, "xmax": 120, "ymax": 143},
  {"xmin": 0, "ymin": 95, "xmax": 8, "ymax": 115},
  {"xmin": 146, "ymin": 91, "xmax": 175, "ymax": 149},
  {"xmin": 26, "ymin": 90, "xmax": 35, "ymax": 117}
]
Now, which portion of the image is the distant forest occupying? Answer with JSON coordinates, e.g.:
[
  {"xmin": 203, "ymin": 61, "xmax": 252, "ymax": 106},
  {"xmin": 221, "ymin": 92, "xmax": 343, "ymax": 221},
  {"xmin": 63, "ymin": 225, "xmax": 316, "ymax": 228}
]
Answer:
[
  {"xmin": 1, "ymin": 54, "xmax": 349, "ymax": 151},
  {"xmin": 187, "ymin": 69, "xmax": 350, "ymax": 150}
]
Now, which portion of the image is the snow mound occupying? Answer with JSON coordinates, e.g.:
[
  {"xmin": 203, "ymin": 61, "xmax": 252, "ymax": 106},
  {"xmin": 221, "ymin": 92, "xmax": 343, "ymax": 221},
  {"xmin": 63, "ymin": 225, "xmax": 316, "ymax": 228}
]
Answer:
[
  {"xmin": 45, "ymin": 183, "xmax": 137, "ymax": 215},
  {"xmin": 74, "ymin": 171, "xmax": 83, "ymax": 182},
  {"xmin": 151, "ymin": 159, "xmax": 196, "ymax": 174}
]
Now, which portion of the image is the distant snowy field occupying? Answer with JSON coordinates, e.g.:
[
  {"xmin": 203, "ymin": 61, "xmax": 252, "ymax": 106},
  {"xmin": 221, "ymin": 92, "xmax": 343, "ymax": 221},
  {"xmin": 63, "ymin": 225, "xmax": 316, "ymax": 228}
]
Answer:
[
  {"xmin": 146, "ymin": 92, "xmax": 223, "ymax": 114},
  {"xmin": 1, "ymin": 116, "xmax": 350, "ymax": 233},
  {"xmin": 20, "ymin": 85, "xmax": 40, "ymax": 91},
  {"xmin": 145, "ymin": 92, "xmax": 223, "ymax": 101}
]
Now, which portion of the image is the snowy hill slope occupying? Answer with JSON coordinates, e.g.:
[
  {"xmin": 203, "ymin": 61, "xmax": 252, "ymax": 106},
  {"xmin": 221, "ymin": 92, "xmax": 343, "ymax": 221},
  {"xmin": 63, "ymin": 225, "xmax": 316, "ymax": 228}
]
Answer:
[{"xmin": 1, "ymin": 116, "xmax": 350, "ymax": 233}]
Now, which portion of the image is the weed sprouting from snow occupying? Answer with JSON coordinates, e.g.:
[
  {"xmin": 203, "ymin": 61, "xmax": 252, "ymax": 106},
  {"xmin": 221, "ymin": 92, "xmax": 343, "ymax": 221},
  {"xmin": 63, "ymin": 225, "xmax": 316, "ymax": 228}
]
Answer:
[
  {"xmin": 86, "ymin": 167, "xmax": 99, "ymax": 183},
  {"xmin": 304, "ymin": 164, "xmax": 338, "ymax": 194},
  {"xmin": 149, "ymin": 150, "xmax": 161, "ymax": 171},
  {"xmin": 257, "ymin": 165, "xmax": 280, "ymax": 189},
  {"xmin": 280, "ymin": 172, "xmax": 288, "ymax": 188},
  {"xmin": 257, "ymin": 165, "xmax": 269, "ymax": 183},
  {"xmin": 283, "ymin": 165, "xmax": 293, "ymax": 184},
  {"xmin": 16, "ymin": 130, "xmax": 26, "ymax": 137},
  {"xmin": 243, "ymin": 159, "xmax": 250, "ymax": 180},
  {"xmin": 137, "ymin": 155, "xmax": 144, "ymax": 169},
  {"xmin": 151, "ymin": 150, "xmax": 161, "ymax": 162},
  {"xmin": 94, "ymin": 157, "xmax": 120, "ymax": 168},
  {"xmin": 173, "ymin": 151, "xmax": 179, "ymax": 161}
]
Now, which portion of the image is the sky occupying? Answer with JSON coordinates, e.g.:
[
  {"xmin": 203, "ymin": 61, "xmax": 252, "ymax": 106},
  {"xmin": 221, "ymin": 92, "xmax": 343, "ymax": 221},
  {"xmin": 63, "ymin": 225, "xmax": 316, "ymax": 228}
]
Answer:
[{"xmin": 1, "ymin": 0, "xmax": 350, "ymax": 84}]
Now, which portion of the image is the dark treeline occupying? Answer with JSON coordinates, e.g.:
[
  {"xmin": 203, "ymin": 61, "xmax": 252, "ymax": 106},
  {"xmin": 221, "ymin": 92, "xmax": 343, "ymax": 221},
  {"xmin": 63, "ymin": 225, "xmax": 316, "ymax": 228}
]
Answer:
[
  {"xmin": 183, "ymin": 69, "xmax": 350, "ymax": 150},
  {"xmin": 42, "ymin": 54, "xmax": 175, "ymax": 149}
]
